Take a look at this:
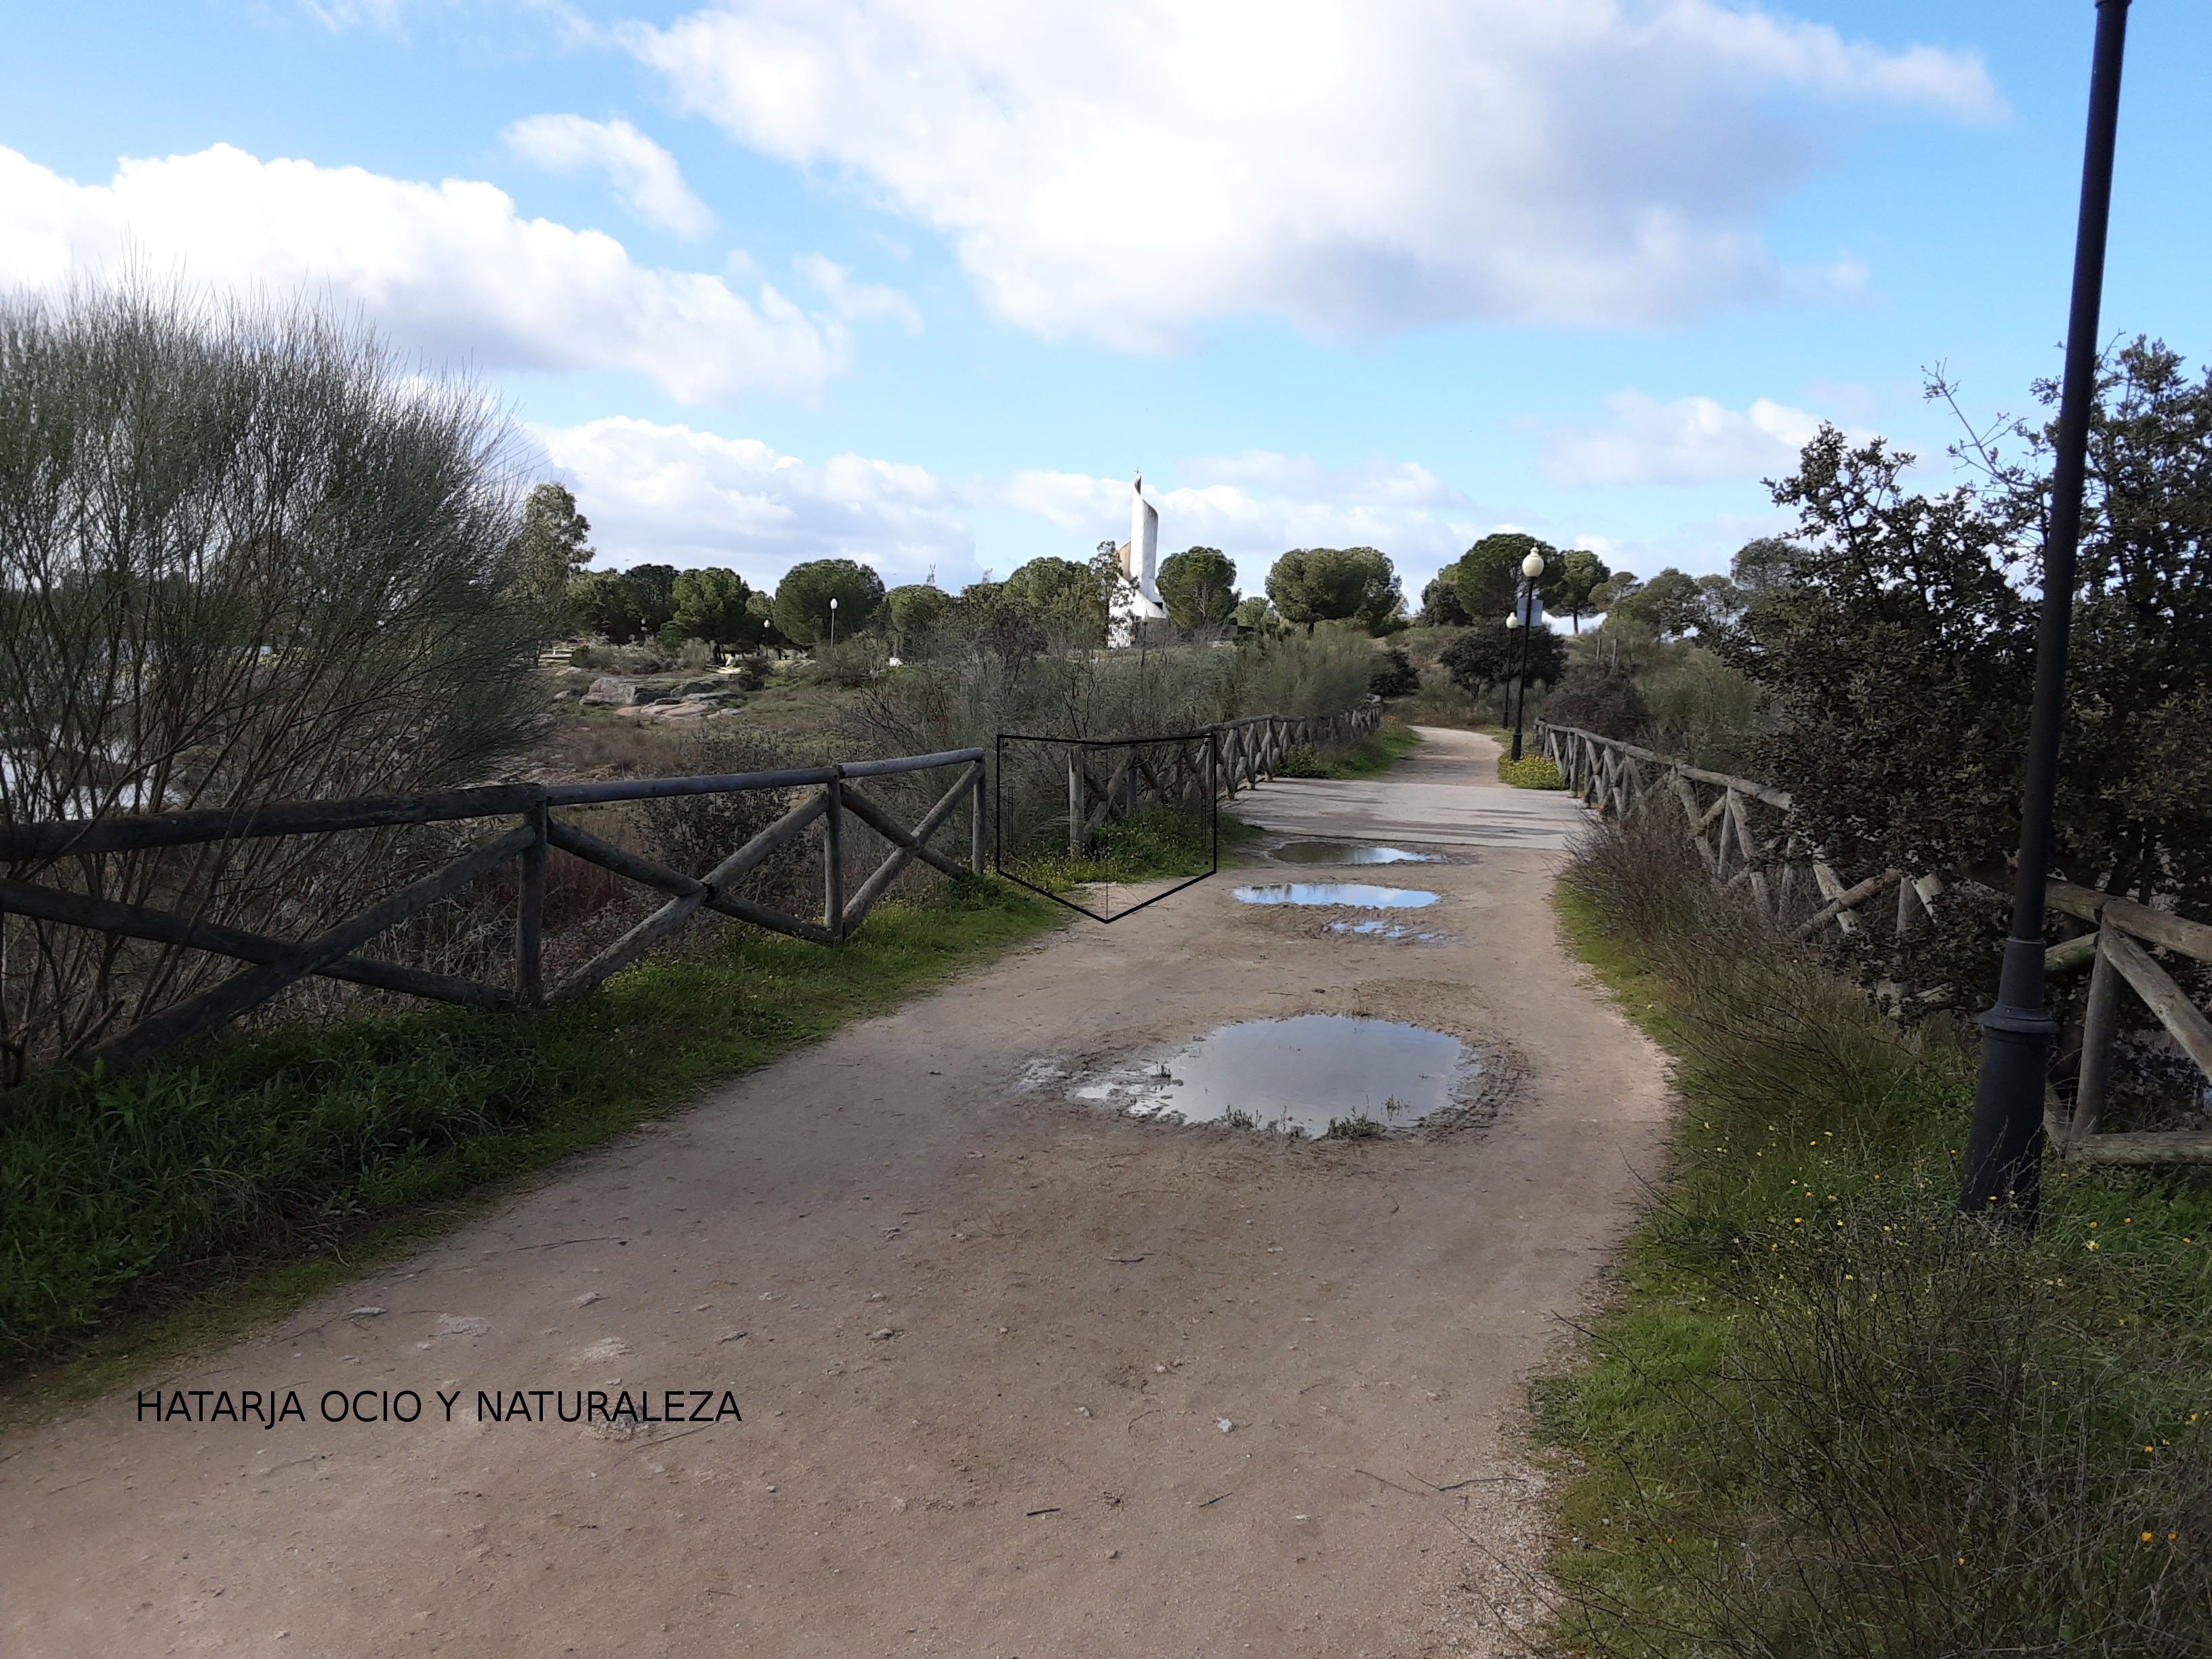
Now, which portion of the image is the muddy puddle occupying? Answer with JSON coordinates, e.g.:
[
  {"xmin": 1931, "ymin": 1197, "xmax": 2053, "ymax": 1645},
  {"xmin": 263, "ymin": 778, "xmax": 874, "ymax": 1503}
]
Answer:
[
  {"xmin": 1328, "ymin": 919, "xmax": 1446, "ymax": 941},
  {"xmin": 1267, "ymin": 841, "xmax": 1439, "ymax": 865},
  {"xmin": 1232, "ymin": 882, "xmax": 1438, "ymax": 909},
  {"xmin": 1058, "ymin": 1014, "xmax": 1480, "ymax": 1135}
]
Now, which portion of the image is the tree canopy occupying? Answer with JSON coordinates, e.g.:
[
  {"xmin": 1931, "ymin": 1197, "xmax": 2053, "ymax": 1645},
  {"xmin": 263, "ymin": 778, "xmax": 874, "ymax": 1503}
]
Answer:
[
  {"xmin": 1733, "ymin": 342, "xmax": 2212, "ymax": 934},
  {"xmin": 883, "ymin": 583, "xmax": 950, "ymax": 650},
  {"xmin": 1439, "ymin": 617, "xmax": 1565, "ymax": 692},
  {"xmin": 1000, "ymin": 556, "xmax": 1102, "ymax": 623},
  {"xmin": 1449, "ymin": 532, "xmax": 1555, "ymax": 621},
  {"xmin": 1418, "ymin": 576, "xmax": 1471, "ymax": 626},
  {"xmin": 771, "ymin": 558, "xmax": 885, "ymax": 647},
  {"xmin": 510, "ymin": 482, "xmax": 594, "ymax": 629},
  {"xmin": 1155, "ymin": 546, "xmax": 1240, "ymax": 628},
  {"xmin": 1549, "ymin": 548, "xmax": 1613, "ymax": 633},
  {"xmin": 1265, "ymin": 546, "xmax": 1401, "ymax": 632},
  {"xmin": 670, "ymin": 567, "xmax": 756, "ymax": 649}
]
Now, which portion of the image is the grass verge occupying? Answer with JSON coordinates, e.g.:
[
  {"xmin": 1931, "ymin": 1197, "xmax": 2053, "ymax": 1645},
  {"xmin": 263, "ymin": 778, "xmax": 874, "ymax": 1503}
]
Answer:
[
  {"xmin": 1007, "ymin": 806, "xmax": 1263, "ymax": 890},
  {"xmin": 1, "ymin": 875, "xmax": 1060, "ymax": 1411},
  {"xmin": 1498, "ymin": 753, "xmax": 1566, "ymax": 789},
  {"xmin": 1273, "ymin": 715, "xmax": 1422, "ymax": 780},
  {"xmin": 1534, "ymin": 814, "xmax": 2212, "ymax": 1658}
]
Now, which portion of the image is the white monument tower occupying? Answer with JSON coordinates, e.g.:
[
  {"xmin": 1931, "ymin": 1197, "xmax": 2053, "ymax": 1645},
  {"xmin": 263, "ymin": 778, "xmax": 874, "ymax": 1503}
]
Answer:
[{"xmin": 1109, "ymin": 473, "xmax": 1169, "ymax": 643}]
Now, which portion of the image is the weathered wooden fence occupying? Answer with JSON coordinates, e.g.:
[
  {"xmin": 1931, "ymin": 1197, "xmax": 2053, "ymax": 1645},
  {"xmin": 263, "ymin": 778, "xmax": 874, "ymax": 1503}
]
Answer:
[
  {"xmin": 1054, "ymin": 706, "xmax": 1381, "ymax": 851},
  {"xmin": 1539, "ymin": 719, "xmax": 2212, "ymax": 1166},
  {"xmin": 0, "ymin": 749, "xmax": 986, "ymax": 1073},
  {"xmin": 1214, "ymin": 707, "xmax": 1382, "ymax": 796}
]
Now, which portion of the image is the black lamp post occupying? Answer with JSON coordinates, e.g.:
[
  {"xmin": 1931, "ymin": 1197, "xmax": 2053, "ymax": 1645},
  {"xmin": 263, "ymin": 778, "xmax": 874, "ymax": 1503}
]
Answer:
[
  {"xmin": 1959, "ymin": 0, "xmax": 2131, "ymax": 1226},
  {"xmin": 1507, "ymin": 549, "xmax": 1546, "ymax": 762}
]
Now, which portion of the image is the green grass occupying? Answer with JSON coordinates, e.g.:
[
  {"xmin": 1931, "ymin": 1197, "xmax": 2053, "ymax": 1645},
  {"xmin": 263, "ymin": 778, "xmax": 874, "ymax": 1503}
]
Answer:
[
  {"xmin": 1497, "ymin": 752, "xmax": 1565, "ymax": 789},
  {"xmin": 1006, "ymin": 805, "xmax": 1264, "ymax": 890},
  {"xmin": 1271, "ymin": 716, "xmax": 1422, "ymax": 780},
  {"xmin": 0, "ymin": 876, "xmax": 1060, "ymax": 1401},
  {"xmin": 1536, "ymin": 874, "xmax": 2212, "ymax": 1657}
]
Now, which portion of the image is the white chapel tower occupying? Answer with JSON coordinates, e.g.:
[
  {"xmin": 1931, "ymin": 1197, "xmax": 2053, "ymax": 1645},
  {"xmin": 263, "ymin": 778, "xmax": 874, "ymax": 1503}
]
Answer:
[{"xmin": 1110, "ymin": 473, "xmax": 1170, "ymax": 642}]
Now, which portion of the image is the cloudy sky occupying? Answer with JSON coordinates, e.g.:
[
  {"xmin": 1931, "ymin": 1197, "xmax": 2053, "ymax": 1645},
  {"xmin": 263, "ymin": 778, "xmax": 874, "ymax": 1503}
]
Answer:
[{"xmin": 7, "ymin": 2, "xmax": 2206, "ymax": 602}]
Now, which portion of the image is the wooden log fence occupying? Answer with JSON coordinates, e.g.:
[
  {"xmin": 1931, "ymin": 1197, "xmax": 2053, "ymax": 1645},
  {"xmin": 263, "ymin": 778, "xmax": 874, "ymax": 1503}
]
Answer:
[
  {"xmin": 1538, "ymin": 719, "xmax": 2212, "ymax": 1166},
  {"xmin": 1059, "ymin": 706, "xmax": 1382, "ymax": 848},
  {"xmin": 0, "ymin": 748, "xmax": 988, "ymax": 1073}
]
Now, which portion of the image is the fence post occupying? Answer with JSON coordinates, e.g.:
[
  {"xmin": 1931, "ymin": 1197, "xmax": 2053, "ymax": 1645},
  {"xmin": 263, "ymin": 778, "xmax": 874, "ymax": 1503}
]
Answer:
[
  {"xmin": 2070, "ymin": 918, "xmax": 2121, "ymax": 1144},
  {"xmin": 970, "ymin": 760, "xmax": 988, "ymax": 875},
  {"xmin": 1067, "ymin": 751, "xmax": 1084, "ymax": 853},
  {"xmin": 823, "ymin": 777, "xmax": 847, "ymax": 940},
  {"xmin": 516, "ymin": 801, "xmax": 548, "ymax": 1004}
]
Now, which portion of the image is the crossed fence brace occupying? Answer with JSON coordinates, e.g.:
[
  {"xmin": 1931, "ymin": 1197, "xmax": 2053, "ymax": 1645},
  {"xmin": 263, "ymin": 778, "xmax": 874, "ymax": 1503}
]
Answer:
[
  {"xmin": 1538, "ymin": 719, "xmax": 2212, "ymax": 1166},
  {"xmin": 0, "ymin": 749, "xmax": 985, "ymax": 1074}
]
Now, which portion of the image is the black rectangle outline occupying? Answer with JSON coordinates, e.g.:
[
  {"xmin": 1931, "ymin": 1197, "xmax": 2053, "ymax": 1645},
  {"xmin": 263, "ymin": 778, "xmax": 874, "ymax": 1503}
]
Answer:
[{"xmin": 994, "ymin": 731, "xmax": 1220, "ymax": 923}]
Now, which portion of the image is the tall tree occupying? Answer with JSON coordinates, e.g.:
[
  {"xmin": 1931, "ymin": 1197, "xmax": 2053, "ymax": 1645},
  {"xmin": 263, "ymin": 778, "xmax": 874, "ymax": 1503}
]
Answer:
[
  {"xmin": 1001, "ymin": 556, "xmax": 1103, "ymax": 623},
  {"xmin": 1267, "ymin": 546, "xmax": 1401, "ymax": 632},
  {"xmin": 1449, "ymin": 533, "xmax": 1555, "ymax": 622},
  {"xmin": 1155, "ymin": 546, "xmax": 1240, "ymax": 628},
  {"xmin": 1439, "ymin": 617, "xmax": 1564, "ymax": 693},
  {"xmin": 1606, "ymin": 568, "xmax": 1707, "ymax": 638},
  {"xmin": 882, "ymin": 582, "xmax": 950, "ymax": 653},
  {"xmin": 1549, "ymin": 548, "xmax": 1612, "ymax": 633},
  {"xmin": 569, "ymin": 569, "xmax": 647, "ymax": 642},
  {"xmin": 669, "ymin": 567, "xmax": 756, "ymax": 649},
  {"xmin": 509, "ymin": 483, "xmax": 594, "ymax": 630},
  {"xmin": 1418, "ymin": 576, "xmax": 1471, "ymax": 626},
  {"xmin": 771, "ymin": 558, "xmax": 885, "ymax": 647}
]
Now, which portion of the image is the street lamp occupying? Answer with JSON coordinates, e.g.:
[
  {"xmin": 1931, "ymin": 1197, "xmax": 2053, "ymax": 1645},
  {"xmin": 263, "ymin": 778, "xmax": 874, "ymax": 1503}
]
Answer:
[
  {"xmin": 1509, "ymin": 549, "xmax": 1546, "ymax": 762},
  {"xmin": 828, "ymin": 594, "xmax": 838, "ymax": 648},
  {"xmin": 1959, "ymin": 0, "xmax": 2131, "ymax": 1227}
]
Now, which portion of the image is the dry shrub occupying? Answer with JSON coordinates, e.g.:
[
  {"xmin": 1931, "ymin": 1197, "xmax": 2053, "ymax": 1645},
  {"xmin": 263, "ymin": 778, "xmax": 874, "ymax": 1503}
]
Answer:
[{"xmin": 1549, "ymin": 811, "xmax": 2212, "ymax": 1659}]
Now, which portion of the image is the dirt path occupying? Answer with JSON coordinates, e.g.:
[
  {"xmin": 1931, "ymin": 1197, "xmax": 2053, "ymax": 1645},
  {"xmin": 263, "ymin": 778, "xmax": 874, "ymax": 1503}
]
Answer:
[{"xmin": 2, "ymin": 726, "xmax": 1670, "ymax": 1658}]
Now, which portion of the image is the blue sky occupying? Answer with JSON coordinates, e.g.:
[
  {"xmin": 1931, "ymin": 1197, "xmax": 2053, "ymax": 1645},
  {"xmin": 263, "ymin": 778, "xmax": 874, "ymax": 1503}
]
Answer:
[{"xmin": 5, "ymin": 1, "xmax": 2205, "ymax": 606}]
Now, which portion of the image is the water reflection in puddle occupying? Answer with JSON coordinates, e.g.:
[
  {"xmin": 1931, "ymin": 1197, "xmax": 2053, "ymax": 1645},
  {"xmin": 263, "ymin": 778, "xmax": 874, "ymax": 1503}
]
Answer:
[
  {"xmin": 1268, "ymin": 841, "xmax": 1439, "ymax": 865},
  {"xmin": 1067, "ymin": 1015, "xmax": 1477, "ymax": 1135},
  {"xmin": 1233, "ymin": 882, "xmax": 1438, "ymax": 909},
  {"xmin": 1328, "ymin": 919, "xmax": 1444, "ymax": 941}
]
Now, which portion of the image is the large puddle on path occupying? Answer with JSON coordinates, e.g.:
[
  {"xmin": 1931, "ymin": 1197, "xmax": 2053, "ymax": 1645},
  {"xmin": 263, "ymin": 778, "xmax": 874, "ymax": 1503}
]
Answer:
[
  {"xmin": 1267, "ymin": 841, "xmax": 1439, "ymax": 865},
  {"xmin": 1233, "ymin": 882, "xmax": 1438, "ymax": 909},
  {"xmin": 1065, "ymin": 1015, "xmax": 1480, "ymax": 1136}
]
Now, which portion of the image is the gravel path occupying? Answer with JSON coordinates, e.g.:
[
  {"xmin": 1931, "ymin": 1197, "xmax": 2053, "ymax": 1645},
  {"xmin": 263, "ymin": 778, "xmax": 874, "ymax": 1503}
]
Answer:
[{"xmin": 2, "ymin": 725, "xmax": 1668, "ymax": 1658}]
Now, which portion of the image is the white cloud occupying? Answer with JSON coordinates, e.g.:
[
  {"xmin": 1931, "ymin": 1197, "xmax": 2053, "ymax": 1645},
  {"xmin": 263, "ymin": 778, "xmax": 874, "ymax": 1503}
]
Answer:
[
  {"xmin": 1536, "ymin": 390, "xmax": 1826, "ymax": 486},
  {"xmin": 503, "ymin": 114, "xmax": 717, "ymax": 239},
  {"xmin": 793, "ymin": 253, "xmax": 923, "ymax": 333},
  {"xmin": 535, "ymin": 416, "xmax": 971, "ymax": 586},
  {"xmin": 0, "ymin": 143, "xmax": 843, "ymax": 405},
  {"xmin": 626, "ymin": 0, "xmax": 1999, "ymax": 349},
  {"xmin": 1178, "ymin": 451, "xmax": 1469, "ymax": 509}
]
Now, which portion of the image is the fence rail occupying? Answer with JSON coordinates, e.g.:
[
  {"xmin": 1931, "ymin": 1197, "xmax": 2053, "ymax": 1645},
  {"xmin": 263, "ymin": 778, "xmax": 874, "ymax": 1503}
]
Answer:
[
  {"xmin": 4, "ymin": 706, "xmax": 1385, "ymax": 1077},
  {"xmin": 2, "ymin": 749, "xmax": 987, "ymax": 1073},
  {"xmin": 1538, "ymin": 719, "xmax": 2212, "ymax": 1166},
  {"xmin": 1048, "ymin": 706, "xmax": 1381, "ymax": 849}
]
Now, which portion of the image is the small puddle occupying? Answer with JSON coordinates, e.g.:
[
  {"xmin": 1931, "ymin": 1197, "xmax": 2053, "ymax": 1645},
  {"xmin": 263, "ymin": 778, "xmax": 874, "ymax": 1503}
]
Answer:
[
  {"xmin": 1233, "ymin": 882, "xmax": 1438, "ymax": 909},
  {"xmin": 1268, "ymin": 841, "xmax": 1438, "ymax": 865},
  {"xmin": 1068, "ymin": 1015, "xmax": 1479, "ymax": 1135},
  {"xmin": 1328, "ymin": 919, "xmax": 1445, "ymax": 941}
]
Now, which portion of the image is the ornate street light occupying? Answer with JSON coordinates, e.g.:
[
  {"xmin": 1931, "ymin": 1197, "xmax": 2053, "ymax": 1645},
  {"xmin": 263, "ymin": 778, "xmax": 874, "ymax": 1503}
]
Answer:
[
  {"xmin": 1959, "ymin": 0, "xmax": 2131, "ymax": 1227},
  {"xmin": 1509, "ymin": 549, "xmax": 1546, "ymax": 762}
]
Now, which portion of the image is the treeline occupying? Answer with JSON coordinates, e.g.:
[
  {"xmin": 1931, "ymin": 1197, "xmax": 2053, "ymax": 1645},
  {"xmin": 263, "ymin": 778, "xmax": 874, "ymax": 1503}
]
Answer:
[{"xmin": 538, "ymin": 527, "xmax": 1426, "ymax": 657}]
